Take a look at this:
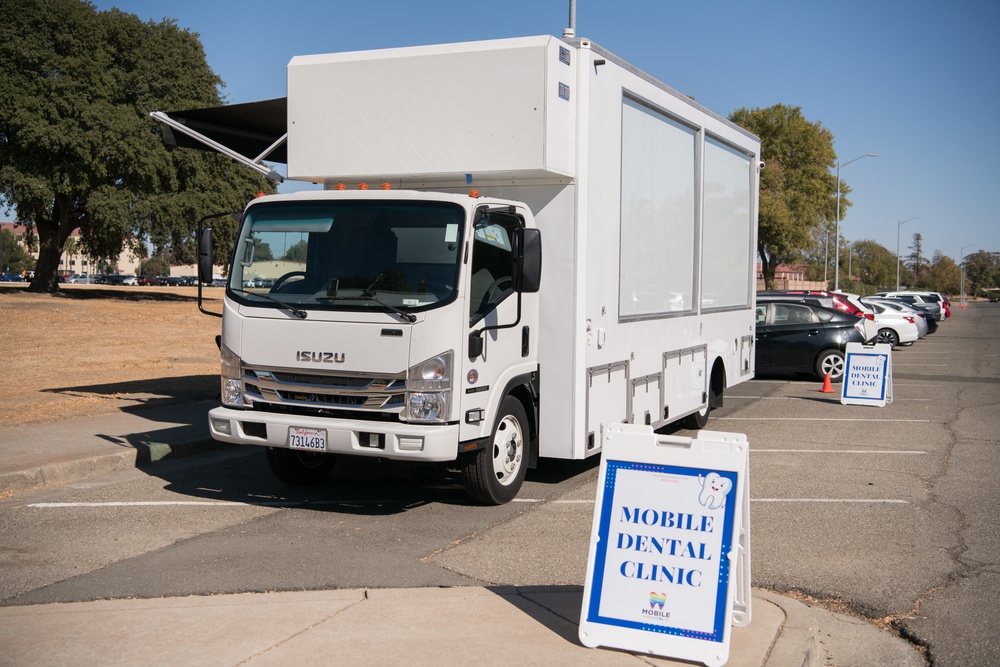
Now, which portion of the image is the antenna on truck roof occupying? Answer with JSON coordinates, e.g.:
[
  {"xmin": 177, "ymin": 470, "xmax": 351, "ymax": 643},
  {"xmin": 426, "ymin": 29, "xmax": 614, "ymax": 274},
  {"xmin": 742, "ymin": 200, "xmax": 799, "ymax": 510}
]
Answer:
[{"xmin": 562, "ymin": 0, "xmax": 577, "ymax": 38}]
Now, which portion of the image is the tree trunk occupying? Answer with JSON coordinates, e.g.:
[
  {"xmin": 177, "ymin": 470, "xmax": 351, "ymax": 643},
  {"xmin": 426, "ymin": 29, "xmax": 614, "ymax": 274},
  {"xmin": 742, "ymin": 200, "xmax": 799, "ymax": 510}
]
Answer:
[
  {"xmin": 27, "ymin": 196, "xmax": 76, "ymax": 293},
  {"xmin": 759, "ymin": 248, "xmax": 775, "ymax": 291}
]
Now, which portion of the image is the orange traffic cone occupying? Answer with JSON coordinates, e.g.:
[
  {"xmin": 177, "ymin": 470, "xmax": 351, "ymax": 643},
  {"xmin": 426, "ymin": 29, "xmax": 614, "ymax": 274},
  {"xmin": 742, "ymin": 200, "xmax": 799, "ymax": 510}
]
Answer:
[{"xmin": 820, "ymin": 373, "xmax": 835, "ymax": 393}]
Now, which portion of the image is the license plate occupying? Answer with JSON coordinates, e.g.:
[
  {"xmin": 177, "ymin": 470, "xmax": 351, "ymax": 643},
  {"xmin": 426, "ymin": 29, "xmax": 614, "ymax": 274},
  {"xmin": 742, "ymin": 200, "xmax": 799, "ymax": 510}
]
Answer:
[{"xmin": 289, "ymin": 427, "xmax": 327, "ymax": 451}]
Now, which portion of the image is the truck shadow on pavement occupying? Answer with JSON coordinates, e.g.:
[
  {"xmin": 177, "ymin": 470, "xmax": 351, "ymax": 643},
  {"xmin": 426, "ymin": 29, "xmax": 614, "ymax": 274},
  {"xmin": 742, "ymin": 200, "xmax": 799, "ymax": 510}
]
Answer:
[{"xmin": 141, "ymin": 445, "xmax": 603, "ymax": 515}]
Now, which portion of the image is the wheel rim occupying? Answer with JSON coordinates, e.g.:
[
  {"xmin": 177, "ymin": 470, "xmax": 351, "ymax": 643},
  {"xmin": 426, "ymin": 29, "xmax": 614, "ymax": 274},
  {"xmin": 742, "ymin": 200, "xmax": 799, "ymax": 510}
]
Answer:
[
  {"xmin": 491, "ymin": 415, "xmax": 524, "ymax": 486},
  {"xmin": 823, "ymin": 354, "xmax": 845, "ymax": 379},
  {"xmin": 877, "ymin": 330, "xmax": 897, "ymax": 347}
]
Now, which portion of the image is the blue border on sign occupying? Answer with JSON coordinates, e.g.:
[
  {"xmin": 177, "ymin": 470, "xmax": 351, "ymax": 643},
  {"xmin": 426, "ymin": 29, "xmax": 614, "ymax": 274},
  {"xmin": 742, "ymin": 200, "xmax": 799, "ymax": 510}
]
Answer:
[
  {"xmin": 843, "ymin": 351, "xmax": 888, "ymax": 401},
  {"xmin": 584, "ymin": 459, "xmax": 738, "ymax": 643}
]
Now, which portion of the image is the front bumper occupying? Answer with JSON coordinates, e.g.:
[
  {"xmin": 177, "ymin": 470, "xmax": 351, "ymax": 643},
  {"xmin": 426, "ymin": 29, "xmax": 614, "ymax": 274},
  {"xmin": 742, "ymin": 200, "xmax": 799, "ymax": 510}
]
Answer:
[{"xmin": 207, "ymin": 406, "xmax": 461, "ymax": 462}]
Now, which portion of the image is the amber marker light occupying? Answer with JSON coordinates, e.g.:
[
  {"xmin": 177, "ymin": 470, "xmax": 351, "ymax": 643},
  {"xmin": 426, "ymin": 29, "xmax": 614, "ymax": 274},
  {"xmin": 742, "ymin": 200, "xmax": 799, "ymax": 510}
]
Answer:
[
  {"xmin": 381, "ymin": 182, "xmax": 391, "ymax": 190},
  {"xmin": 468, "ymin": 189, "xmax": 480, "ymax": 198},
  {"xmin": 358, "ymin": 182, "xmax": 369, "ymax": 190},
  {"xmin": 255, "ymin": 191, "xmax": 265, "ymax": 198},
  {"xmin": 335, "ymin": 182, "xmax": 346, "ymax": 190}
]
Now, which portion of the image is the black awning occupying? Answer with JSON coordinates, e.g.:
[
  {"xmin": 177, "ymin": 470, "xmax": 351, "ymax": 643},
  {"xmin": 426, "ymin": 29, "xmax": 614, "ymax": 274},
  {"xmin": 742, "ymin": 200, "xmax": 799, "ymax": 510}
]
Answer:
[{"xmin": 159, "ymin": 97, "xmax": 288, "ymax": 163}]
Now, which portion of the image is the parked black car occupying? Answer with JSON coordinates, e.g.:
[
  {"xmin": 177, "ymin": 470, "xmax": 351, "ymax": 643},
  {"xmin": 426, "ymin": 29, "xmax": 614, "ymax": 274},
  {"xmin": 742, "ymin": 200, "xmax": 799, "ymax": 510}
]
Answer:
[{"xmin": 755, "ymin": 301, "xmax": 866, "ymax": 381}]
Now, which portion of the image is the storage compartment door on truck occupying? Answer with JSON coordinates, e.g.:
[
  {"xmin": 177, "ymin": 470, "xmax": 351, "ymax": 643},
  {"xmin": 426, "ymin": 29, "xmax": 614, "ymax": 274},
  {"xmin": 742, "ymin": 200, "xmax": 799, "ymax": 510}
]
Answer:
[{"xmin": 459, "ymin": 207, "xmax": 539, "ymax": 446}]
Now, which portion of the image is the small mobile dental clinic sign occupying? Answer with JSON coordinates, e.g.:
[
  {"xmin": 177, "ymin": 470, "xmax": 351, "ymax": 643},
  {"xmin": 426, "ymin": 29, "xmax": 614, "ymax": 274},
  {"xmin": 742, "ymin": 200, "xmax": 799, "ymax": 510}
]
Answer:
[
  {"xmin": 579, "ymin": 424, "xmax": 750, "ymax": 667},
  {"xmin": 841, "ymin": 342, "xmax": 893, "ymax": 407}
]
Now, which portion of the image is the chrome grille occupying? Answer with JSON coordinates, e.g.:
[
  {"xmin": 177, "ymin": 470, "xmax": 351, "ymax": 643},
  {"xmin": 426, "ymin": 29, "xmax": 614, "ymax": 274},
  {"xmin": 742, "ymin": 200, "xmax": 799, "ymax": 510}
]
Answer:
[{"xmin": 243, "ymin": 366, "xmax": 406, "ymax": 412}]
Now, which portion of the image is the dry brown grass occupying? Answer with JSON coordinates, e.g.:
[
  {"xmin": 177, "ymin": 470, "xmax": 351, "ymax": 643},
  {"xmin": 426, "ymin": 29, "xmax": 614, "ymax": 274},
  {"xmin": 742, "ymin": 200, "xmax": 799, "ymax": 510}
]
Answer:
[{"xmin": 0, "ymin": 284, "xmax": 223, "ymax": 427}]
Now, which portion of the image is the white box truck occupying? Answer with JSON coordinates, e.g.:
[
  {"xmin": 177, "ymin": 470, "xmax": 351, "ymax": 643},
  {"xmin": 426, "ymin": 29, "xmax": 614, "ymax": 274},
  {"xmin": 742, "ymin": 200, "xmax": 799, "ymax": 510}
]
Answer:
[{"xmin": 155, "ymin": 36, "xmax": 760, "ymax": 504}]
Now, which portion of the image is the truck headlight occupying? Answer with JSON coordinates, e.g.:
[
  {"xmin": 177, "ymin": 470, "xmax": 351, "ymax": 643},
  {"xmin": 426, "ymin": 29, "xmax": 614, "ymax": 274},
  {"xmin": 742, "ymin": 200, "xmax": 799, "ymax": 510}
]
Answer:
[
  {"xmin": 220, "ymin": 343, "xmax": 244, "ymax": 407},
  {"xmin": 406, "ymin": 351, "xmax": 453, "ymax": 423}
]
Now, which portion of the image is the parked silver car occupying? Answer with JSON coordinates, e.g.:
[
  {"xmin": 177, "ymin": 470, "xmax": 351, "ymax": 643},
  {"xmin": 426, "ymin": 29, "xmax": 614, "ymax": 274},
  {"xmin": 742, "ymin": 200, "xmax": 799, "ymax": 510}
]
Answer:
[{"xmin": 875, "ymin": 291, "xmax": 942, "ymax": 320}]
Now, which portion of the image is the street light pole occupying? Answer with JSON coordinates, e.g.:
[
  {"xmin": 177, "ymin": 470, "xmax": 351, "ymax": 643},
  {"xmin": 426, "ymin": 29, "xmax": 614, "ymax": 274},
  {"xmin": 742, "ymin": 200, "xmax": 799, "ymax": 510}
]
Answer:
[
  {"xmin": 823, "ymin": 225, "xmax": 829, "ymax": 285},
  {"xmin": 834, "ymin": 153, "xmax": 877, "ymax": 291},
  {"xmin": 895, "ymin": 217, "xmax": 919, "ymax": 291},
  {"xmin": 960, "ymin": 244, "xmax": 977, "ymax": 307}
]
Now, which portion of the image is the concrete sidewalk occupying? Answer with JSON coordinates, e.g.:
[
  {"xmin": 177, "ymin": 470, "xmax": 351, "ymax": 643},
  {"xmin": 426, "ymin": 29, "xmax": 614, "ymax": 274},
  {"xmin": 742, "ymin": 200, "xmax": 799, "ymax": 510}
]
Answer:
[{"xmin": 0, "ymin": 403, "xmax": 926, "ymax": 666}]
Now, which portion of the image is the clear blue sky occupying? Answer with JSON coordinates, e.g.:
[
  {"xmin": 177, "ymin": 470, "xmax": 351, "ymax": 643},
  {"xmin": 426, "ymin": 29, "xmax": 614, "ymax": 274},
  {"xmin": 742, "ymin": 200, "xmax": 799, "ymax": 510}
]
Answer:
[{"xmin": 95, "ymin": 0, "xmax": 999, "ymax": 265}]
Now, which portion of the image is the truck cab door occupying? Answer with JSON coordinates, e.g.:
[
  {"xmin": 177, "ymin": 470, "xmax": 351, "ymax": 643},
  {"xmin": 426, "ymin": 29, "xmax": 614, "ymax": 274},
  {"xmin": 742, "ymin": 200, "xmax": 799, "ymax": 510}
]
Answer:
[{"xmin": 459, "ymin": 210, "xmax": 537, "ymax": 441}]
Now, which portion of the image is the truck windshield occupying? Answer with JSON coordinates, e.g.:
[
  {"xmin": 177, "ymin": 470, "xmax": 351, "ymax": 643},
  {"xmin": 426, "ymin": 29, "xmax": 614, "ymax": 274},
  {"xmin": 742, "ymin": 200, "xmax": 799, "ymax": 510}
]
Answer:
[{"xmin": 228, "ymin": 200, "xmax": 465, "ymax": 316}]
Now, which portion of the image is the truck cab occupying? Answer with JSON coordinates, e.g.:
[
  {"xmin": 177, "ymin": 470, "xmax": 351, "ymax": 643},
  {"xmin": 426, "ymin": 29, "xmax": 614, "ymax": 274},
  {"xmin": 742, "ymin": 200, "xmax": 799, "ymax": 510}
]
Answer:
[{"xmin": 206, "ymin": 188, "xmax": 541, "ymax": 504}]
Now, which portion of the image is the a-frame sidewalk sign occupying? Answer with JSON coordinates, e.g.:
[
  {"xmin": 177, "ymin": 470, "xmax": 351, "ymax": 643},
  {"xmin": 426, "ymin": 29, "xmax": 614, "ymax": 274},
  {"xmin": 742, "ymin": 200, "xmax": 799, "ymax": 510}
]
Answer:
[{"xmin": 579, "ymin": 424, "xmax": 751, "ymax": 667}]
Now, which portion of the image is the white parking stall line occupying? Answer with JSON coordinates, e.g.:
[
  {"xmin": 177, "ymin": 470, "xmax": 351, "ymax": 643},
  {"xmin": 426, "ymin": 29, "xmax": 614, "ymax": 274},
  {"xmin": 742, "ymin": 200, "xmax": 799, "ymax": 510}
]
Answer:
[
  {"xmin": 726, "ymin": 395, "xmax": 792, "ymax": 399},
  {"xmin": 751, "ymin": 498, "xmax": 909, "ymax": 504},
  {"xmin": 716, "ymin": 417, "xmax": 932, "ymax": 422},
  {"xmin": 728, "ymin": 395, "xmax": 930, "ymax": 401},
  {"xmin": 513, "ymin": 499, "xmax": 592, "ymax": 504},
  {"xmin": 751, "ymin": 449, "xmax": 927, "ymax": 454}
]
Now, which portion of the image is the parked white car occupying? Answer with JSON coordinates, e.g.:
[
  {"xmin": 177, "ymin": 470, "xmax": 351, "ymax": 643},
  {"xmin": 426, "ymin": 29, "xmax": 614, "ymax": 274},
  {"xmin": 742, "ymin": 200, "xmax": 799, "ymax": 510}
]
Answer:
[{"xmin": 860, "ymin": 299, "xmax": 922, "ymax": 347}]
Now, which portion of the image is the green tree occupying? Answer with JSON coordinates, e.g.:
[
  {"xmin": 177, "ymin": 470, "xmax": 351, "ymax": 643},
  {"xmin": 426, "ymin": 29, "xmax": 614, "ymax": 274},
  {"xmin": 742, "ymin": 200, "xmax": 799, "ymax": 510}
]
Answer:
[
  {"xmin": 925, "ymin": 252, "xmax": 961, "ymax": 295},
  {"xmin": 140, "ymin": 256, "xmax": 170, "ymax": 276},
  {"xmin": 729, "ymin": 104, "xmax": 841, "ymax": 290},
  {"xmin": 1, "ymin": 228, "xmax": 34, "ymax": 274},
  {"xmin": 906, "ymin": 233, "xmax": 928, "ymax": 288},
  {"xmin": 849, "ymin": 239, "xmax": 897, "ymax": 293},
  {"xmin": 964, "ymin": 250, "xmax": 998, "ymax": 298},
  {"xmin": 284, "ymin": 240, "xmax": 308, "ymax": 263},
  {"xmin": 254, "ymin": 242, "xmax": 274, "ymax": 261},
  {"xmin": 0, "ymin": 0, "xmax": 274, "ymax": 293}
]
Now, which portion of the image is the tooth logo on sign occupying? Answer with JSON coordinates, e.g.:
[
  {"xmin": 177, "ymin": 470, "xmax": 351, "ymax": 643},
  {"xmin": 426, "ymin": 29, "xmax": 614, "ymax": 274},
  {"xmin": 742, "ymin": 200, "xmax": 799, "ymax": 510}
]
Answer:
[
  {"xmin": 649, "ymin": 592, "xmax": 667, "ymax": 609},
  {"xmin": 697, "ymin": 472, "xmax": 733, "ymax": 510}
]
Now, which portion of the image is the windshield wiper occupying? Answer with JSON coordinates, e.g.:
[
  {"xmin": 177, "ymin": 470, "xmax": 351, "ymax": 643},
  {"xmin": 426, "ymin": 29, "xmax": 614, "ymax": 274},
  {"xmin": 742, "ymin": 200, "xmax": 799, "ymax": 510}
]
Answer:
[
  {"xmin": 317, "ymin": 294, "xmax": 417, "ymax": 323},
  {"xmin": 231, "ymin": 288, "xmax": 308, "ymax": 319}
]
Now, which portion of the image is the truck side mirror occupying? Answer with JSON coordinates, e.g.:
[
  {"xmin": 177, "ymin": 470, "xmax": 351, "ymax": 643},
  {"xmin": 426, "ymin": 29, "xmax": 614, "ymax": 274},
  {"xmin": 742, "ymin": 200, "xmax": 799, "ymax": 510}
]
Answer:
[
  {"xmin": 198, "ymin": 226, "xmax": 214, "ymax": 285},
  {"xmin": 513, "ymin": 228, "xmax": 542, "ymax": 293}
]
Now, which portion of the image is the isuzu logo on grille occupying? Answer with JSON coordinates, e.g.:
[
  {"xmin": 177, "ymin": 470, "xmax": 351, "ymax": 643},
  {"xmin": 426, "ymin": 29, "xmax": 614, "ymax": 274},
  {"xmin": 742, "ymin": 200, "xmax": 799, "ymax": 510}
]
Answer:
[{"xmin": 296, "ymin": 351, "xmax": 346, "ymax": 363}]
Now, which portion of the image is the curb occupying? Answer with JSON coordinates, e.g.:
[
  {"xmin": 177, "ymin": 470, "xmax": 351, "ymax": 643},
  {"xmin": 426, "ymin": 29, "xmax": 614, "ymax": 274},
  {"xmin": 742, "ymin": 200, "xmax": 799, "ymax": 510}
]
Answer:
[
  {"xmin": 0, "ymin": 439, "xmax": 232, "ymax": 495},
  {"xmin": 757, "ymin": 590, "xmax": 926, "ymax": 667}
]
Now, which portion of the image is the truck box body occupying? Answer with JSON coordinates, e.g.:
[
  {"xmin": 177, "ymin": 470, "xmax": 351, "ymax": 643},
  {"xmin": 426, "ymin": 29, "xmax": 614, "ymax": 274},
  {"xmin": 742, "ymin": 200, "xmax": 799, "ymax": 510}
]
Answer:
[{"xmin": 195, "ymin": 36, "xmax": 759, "ymax": 501}]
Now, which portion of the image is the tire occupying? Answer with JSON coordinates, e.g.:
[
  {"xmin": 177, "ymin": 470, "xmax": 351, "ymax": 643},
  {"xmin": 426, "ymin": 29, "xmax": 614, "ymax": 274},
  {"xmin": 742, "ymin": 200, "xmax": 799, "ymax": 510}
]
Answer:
[
  {"xmin": 876, "ymin": 328, "xmax": 899, "ymax": 348},
  {"xmin": 462, "ymin": 396, "xmax": 529, "ymax": 505},
  {"xmin": 266, "ymin": 447, "xmax": 336, "ymax": 485},
  {"xmin": 815, "ymin": 349, "xmax": 847, "ymax": 382},
  {"xmin": 681, "ymin": 386, "xmax": 718, "ymax": 430}
]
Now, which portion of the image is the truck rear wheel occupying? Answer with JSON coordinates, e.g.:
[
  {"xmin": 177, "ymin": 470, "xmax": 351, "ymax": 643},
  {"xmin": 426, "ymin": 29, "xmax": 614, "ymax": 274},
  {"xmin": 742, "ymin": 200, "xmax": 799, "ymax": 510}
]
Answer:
[
  {"xmin": 462, "ymin": 396, "xmax": 528, "ymax": 505},
  {"xmin": 266, "ymin": 447, "xmax": 336, "ymax": 485},
  {"xmin": 680, "ymin": 386, "xmax": 717, "ymax": 430}
]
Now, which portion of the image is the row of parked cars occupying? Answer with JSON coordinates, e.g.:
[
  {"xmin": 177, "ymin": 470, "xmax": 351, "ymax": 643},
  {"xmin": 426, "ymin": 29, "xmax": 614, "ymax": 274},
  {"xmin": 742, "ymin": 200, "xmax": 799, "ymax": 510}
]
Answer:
[
  {"xmin": 64, "ymin": 274, "xmax": 197, "ymax": 286},
  {"xmin": 754, "ymin": 289, "xmax": 950, "ymax": 383}
]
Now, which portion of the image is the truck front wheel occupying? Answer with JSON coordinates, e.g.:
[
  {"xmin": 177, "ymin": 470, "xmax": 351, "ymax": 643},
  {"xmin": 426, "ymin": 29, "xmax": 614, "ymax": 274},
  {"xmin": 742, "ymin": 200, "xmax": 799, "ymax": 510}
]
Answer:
[
  {"xmin": 462, "ymin": 396, "xmax": 528, "ymax": 505},
  {"xmin": 266, "ymin": 447, "xmax": 336, "ymax": 485}
]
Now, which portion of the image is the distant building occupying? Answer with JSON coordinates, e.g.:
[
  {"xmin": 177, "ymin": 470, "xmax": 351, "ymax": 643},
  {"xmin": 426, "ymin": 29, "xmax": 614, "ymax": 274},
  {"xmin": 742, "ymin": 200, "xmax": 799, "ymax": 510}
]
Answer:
[
  {"xmin": 1, "ymin": 222, "xmax": 140, "ymax": 276},
  {"xmin": 756, "ymin": 262, "xmax": 825, "ymax": 291}
]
